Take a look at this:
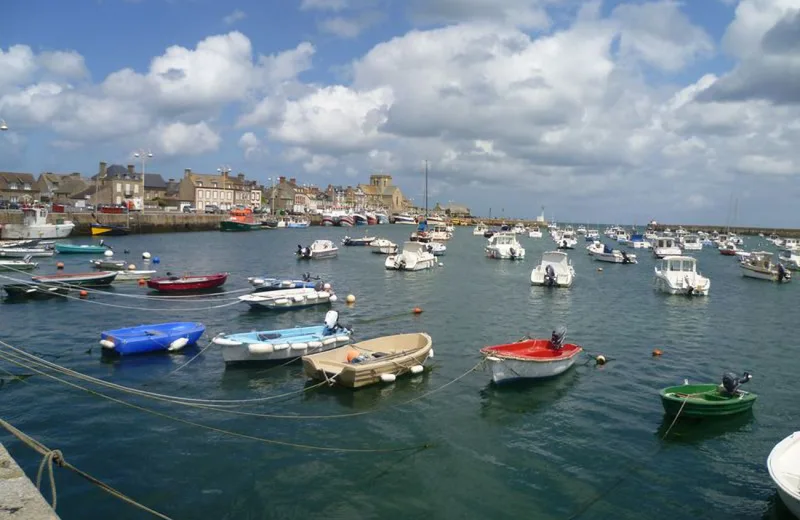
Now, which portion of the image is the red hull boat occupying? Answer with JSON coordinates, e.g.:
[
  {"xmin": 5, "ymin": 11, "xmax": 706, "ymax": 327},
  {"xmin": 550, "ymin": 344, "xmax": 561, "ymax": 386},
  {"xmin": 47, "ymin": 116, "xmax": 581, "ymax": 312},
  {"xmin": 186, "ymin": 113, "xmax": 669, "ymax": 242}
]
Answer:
[{"xmin": 147, "ymin": 272, "xmax": 228, "ymax": 292}]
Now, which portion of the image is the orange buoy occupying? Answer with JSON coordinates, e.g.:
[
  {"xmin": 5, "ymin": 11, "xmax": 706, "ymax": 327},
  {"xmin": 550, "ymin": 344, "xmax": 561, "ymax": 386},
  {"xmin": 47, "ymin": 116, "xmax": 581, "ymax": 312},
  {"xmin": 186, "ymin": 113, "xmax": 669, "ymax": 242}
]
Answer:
[
  {"xmin": 413, "ymin": 307, "xmax": 423, "ymax": 314},
  {"xmin": 79, "ymin": 290, "xmax": 88, "ymax": 299},
  {"xmin": 652, "ymin": 349, "xmax": 663, "ymax": 357},
  {"xmin": 346, "ymin": 349, "xmax": 360, "ymax": 362},
  {"xmin": 56, "ymin": 262, "xmax": 65, "ymax": 269},
  {"xmin": 138, "ymin": 278, "xmax": 146, "ymax": 286}
]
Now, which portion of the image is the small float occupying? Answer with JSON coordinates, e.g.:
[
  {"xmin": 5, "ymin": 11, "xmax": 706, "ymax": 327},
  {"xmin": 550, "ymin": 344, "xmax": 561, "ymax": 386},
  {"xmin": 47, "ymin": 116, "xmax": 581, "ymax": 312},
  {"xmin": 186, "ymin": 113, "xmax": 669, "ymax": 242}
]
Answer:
[
  {"xmin": 100, "ymin": 322, "xmax": 206, "ymax": 355},
  {"xmin": 302, "ymin": 332, "xmax": 433, "ymax": 388},
  {"xmin": 214, "ymin": 310, "xmax": 353, "ymax": 363},
  {"xmin": 480, "ymin": 327, "xmax": 582, "ymax": 384},
  {"xmin": 147, "ymin": 272, "xmax": 228, "ymax": 292},
  {"xmin": 238, "ymin": 287, "xmax": 334, "ymax": 310},
  {"xmin": 659, "ymin": 372, "xmax": 756, "ymax": 418}
]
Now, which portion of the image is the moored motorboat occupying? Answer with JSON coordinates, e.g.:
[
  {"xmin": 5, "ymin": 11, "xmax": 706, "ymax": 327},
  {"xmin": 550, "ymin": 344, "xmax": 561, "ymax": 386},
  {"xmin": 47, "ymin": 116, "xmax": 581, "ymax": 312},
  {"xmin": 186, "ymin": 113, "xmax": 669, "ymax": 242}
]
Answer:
[
  {"xmin": 660, "ymin": 372, "xmax": 756, "ymax": 418},
  {"xmin": 90, "ymin": 223, "xmax": 129, "ymax": 236},
  {"xmin": 653, "ymin": 237, "xmax": 682, "ymax": 258},
  {"xmin": 740, "ymin": 251, "xmax": 791, "ymax": 283},
  {"xmin": 481, "ymin": 327, "xmax": 582, "ymax": 384},
  {"xmin": 90, "ymin": 259, "xmax": 128, "ymax": 270},
  {"xmin": 247, "ymin": 275, "xmax": 325, "ymax": 292},
  {"xmin": 147, "ymin": 273, "xmax": 228, "ymax": 292},
  {"xmin": 486, "ymin": 232, "xmax": 525, "ymax": 260},
  {"xmin": 473, "ymin": 222, "xmax": 488, "ymax": 236},
  {"xmin": 370, "ymin": 238, "xmax": 398, "ymax": 255},
  {"xmin": 114, "ymin": 270, "xmax": 157, "ymax": 281},
  {"xmin": 779, "ymin": 249, "xmax": 800, "ymax": 271},
  {"xmin": 297, "ymin": 240, "xmax": 338, "ymax": 260},
  {"xmin": 31, "ymin": 271, "xmax": 118, "ymax": 287},
  {"xmin": 385, "ymin": 241, "xmax": 436, "ymax": 271},
  {"xmin": 302, "ymin": 332, "xmax": 433, "ymax": 388},
  {"xmin": 528, "ymin": 226, "xmax": 543, "ymax": 238},
  {"xmin": 530, "ymin": 251, "xmax": 575, "ymax": 287},
  {"xmin": 238, "ymin": 287, "xmax": 335, "ymax": 310},
  {"xmin": 3, "ymin": 283, "xmax": 69, "ymax": 300},
  {"xmin": 0, "ymin": 247, "xmax": 54, "ymax": 258},
  {"xmin": 100, "ymin": 322, "xmax": 205, "ymax": 355},
  {"xmin": 768, "ymin": 432, "xmax": 800, "ymax": 519},
  {"xmin": 214, "ymin": 310, "xmax": 352, "ymax": 363},
  {"xmin": 342, "ymin": 235, "xmax": 376, "ymax": 246},
  {"xmin": 55, "ymin": 243, "xmax": 110, "ymax": 254},
  {"xmin": 592, "ymin": 244, "xmax": 637, "ymax": 264},
  {"xmin": 0, "ymin": 256, "xmax": 38, "ymax": 271},
  {"xmin": 653, "ymin": 256, "xmax": 710, "ymax": 295},
  {"xmin": 426, "ymin": 242, "xmax": 446, "ymax": 256}
]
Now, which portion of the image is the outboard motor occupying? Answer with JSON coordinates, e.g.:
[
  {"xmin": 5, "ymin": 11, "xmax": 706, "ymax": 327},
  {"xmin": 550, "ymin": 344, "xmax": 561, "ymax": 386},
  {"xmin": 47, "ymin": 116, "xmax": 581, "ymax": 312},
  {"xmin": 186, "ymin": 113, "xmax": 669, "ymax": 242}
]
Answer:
[
  {"xmin": 550, "ymin": 326, "xmax": 567, "ymax": 350},
  {"xmin": 621, "ymin": 251, "xmax": 631, "ymax": 264},
  {"xmin": 562, "ymin": 240, "xmax": 568, "ymax": 249},
  {"xmin": 510, "ymin": 247, "xmax": 517, "ymax": 258},
  {"xmin": 323, "ymin": 310, "xmax": 340, "ymax": 336},
  {"xmin": 544, "ymin": 264, "xmax": 557, "ymax": 286},
  {"xmin": 721, "ymin": 371, "xmax": 752, "ymax": 396},
  {"xmin": 778, "ymin": 263, "xmax": 789, "ymax": 282}
]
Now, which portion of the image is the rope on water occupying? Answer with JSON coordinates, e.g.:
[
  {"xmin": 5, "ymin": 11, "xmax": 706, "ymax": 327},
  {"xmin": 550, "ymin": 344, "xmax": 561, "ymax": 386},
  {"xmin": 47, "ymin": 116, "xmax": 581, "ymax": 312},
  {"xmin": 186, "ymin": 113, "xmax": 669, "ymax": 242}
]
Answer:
[
  {"xmin": 0, "ymin": 417, "xmax": 174, "ymax": 519},
  {"xmin": 0, "ymin": 353, "xmax": 431, "ymax": 453}
]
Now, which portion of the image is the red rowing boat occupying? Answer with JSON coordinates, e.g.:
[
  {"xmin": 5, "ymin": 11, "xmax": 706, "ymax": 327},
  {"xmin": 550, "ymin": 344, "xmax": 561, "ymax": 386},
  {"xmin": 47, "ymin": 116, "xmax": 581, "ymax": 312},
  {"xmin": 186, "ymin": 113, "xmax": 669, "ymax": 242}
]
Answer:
[
  {"xmin": 147, "ymin": 272, "xmax": 228, "ymax": 292},
  {"xmin": 480, "ymin": 328, "xmax": 582, "ymax": 384}
]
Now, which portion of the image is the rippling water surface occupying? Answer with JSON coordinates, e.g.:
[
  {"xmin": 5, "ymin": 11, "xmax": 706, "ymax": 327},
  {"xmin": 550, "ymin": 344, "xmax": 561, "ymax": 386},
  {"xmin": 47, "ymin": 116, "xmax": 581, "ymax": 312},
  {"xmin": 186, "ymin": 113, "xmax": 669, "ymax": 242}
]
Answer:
[{"xmin": 1, "ymin": 226, "xmax": 798, "ymax": 520}]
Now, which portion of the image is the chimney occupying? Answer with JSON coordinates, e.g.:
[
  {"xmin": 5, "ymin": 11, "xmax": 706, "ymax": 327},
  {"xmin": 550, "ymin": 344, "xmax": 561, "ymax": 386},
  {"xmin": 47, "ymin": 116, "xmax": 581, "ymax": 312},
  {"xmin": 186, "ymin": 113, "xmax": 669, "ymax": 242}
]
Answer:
[
  {"xmin": 290, "ymin": 178, "xmax": 296, "ymax": 185},
  {"xmin": 127, "ymin": 164, "xmax": 135, "ymax": 175},
  {"xmin": 99, "ymin": 161, "xmax": 107, "ymax": 178},
  {"xmin": 168, "ymin": 178, "xmax": 175, "ymax": 182},
  {"xmin": 184, "ymin": 168, "xmax": 192, "ymax": 179},
  {"xmin": 237, "ymin": 173, "xmax": 245, "ymax": 181},
  {"xmin": 279, "ymin": 176, "xmax": 286, "ymax": 183}
]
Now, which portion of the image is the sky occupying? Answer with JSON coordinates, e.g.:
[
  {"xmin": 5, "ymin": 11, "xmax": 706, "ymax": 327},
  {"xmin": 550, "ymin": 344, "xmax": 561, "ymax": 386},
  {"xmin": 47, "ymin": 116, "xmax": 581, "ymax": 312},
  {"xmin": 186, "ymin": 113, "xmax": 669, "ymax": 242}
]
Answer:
[{"xmin": 1, "ymin": 0, "xmax": 799, "ymax": 226}]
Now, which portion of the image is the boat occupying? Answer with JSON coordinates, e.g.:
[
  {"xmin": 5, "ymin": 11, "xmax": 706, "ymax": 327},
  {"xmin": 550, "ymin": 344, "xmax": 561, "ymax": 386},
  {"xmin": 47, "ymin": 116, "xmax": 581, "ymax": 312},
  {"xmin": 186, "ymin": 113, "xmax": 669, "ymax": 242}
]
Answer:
[
  {"xmin": 0, "ymin": 256, "xmax": 38, "ymax": 271},
  {"xmin": 297, "ymin": 240, "xmax": 338, "ymax": 260},
  {"xmin": 238, "ymin": 287, "xmax": 335, "ymax": 310},
  {"xmin": 99, "ymin": 322, "xmax": 205, "ymax": 355},
  {"xmin": 55, "ymin": 243, "xmax": 110, "ymax": 254},
  {"xmin": 629, "ymin": 233, "xmax": 652, "ymax": 249},
  {"xmin": 385, "ymin": 241, "xmax": 437, "ymax": 271},
  {"xmin": 342, "ymin": 235, "xmax": 376, "ymax": 246},
  {"xmin": 768, "ymin": 431, "xmax": 800, "ymax": 519},
  {"xmin": 302, "ymin": 332, "xmax": 433, "ymax": 388},
  {"xmin": 220, "ymin": 219, "xmax": 262, "ymax": 231},
  {"xmin": 247, "ymin": 275, "xmax": 323, "ymax": 292},
  {"xmin": 370, "ymin": 238, "xmax": 398, "ymax": 255},
  {"xmin": 592, "ymin": 244, "xmax": 637, "ymax": 264},
  {"xmin": 0, "ymin": 239, "xmax": 40, "ymax": 249},
  {"xmin": 555, "ymin": 231, "xmax": 577, "ymax": 249},
  {"xmin": 321, "ymin": 213, "xmax": 335, "ymax": 226},
  {"xmin": 719, "ymin": 241, "xmax": 739, "ymax": 256},
  {"xmin": 3, "ymin": 283, "xmax": 69, "ymax": 300},
  {"xmin": 778, "ymin": 249, "xmax": 800, "ymax": 271},
  {"xmin": 32, "ymin": 271, "xmax": 118, "ymax": 287},
  {"xmin": 114, "ymin": 270, "xmax": 157, "ymax": 281},
  {"xmin": 286, "ymin": 217, "xmax": 310, "ymax": 228},
  {"xmin": 375, "ymin": 212, "xmax": 390, "ymax": 224},
  {"xmin": 147, "ymin": 272, "xmax": 228, "ymax": 292},
  {"xmin": 528, "ymin": 226, "xmax": 543, "ymax": 238},
  {"xmin": 392, "ymin": 214, "xmax": 416, "ymax": 225},
  {"xmin": 473, "ymin": 222, "xmax": 489, "ymax": 236},
  {"xmin": 586, "ymin": 241, "xmax": 604, "ymax": 255},
  {"xmin": 481, "ymin": 327, "xmax": 582, "ymax": 384},
  {"xmin": 653, "ymin": 237, "xmax": 682, "ymax": 258},
  {"xmin": 425, "ymin": 242, "xmax": 446, "ymax": 256},
  {"xmin": 89, "ymin": 259, "xmax": 128, "ymax": 270},
  {"xmin": 1, "ymin": 206, "xmax": 74, "ymax": 239},
  {"xmin": 366, "ymin": 213, "xmax": 377, "ymax": 225},
  {"xmin": 214, "ymin": 310, "xmax": 352, "ymax": 363},
  {"xmin": 485, "ymin": 233, "xmax": 525, "ymax": 260},
  {"xmin": 653, "ymin": 256, "xmax": 710, "ymax": 295},
  {"xmin": 338, "ymin": 215, "xmax": 355, "ymax": 227},
  {"xmin": 586, "ymin": 229, "xmax": 600, "ymax": 240},
  {"xmin": 680, "ymin": 234, "xmax": 702, "ymax": 251},
  {"xmin": 512, "ymin": 222, "xmax": 526, "ymax": 234},
  {"xmin": 352, "ymin": 213, "xmax": 368, "ymax": 226},
  {"xmin": 0, "ymin": 247, "xmax": 53, "ymax": 258},
  {"xmin": 530, "ymin": 251, "xmax": 575, "ymax": 287},
  {"xmin": 740, "ymin": 251, "xmax": 791, "ymax": 283},
  {"xmin": 89, "ymin": 223, "xmax": 129, "ymax": 236},
  {"xmin": 660, "ymin": 372, "xmax": 756, "ymax": 418}
]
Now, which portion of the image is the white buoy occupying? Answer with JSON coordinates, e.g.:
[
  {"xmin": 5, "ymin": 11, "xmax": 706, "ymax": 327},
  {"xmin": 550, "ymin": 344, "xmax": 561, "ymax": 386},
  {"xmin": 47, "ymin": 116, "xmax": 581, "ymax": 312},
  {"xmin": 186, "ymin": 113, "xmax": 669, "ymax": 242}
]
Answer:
[
  {"xmin": 142, "ymin": 252, "xmax": 151, "ymax": 259},
  {"xmin": 330, "ymin": 294, "xmax": 338, "ymax": 302},
  {"xmin": 128, "ymin": 264, "xmax": 136, "ymax": 270},
  {"xmin": 428, "ymin": 348, "xmax": 434, "ymax": 359},
  {"xmin": 323, "ymin": 282, "xmax": 332, "ymax": 290},
  {"xmin": 380, "ymin": 373, "xmax": 397, "ymax": 383},
  {"xmin": 410, "ymin": 365, "xmax": 424, "ymax": 374},
  {"xmin": 438, "ymin": 262, "xmax": 444, "ymax": 266},
  {"xmin": 104, "ymin": 250, "xmax": 114, "ymax": 257},
  {"xmin": 168, "ymin": 337, "xmax": 189, "ymax": 351},
  {"xmin": 99, "ymin": 339, "xmax": 115, "ymax": 349}
]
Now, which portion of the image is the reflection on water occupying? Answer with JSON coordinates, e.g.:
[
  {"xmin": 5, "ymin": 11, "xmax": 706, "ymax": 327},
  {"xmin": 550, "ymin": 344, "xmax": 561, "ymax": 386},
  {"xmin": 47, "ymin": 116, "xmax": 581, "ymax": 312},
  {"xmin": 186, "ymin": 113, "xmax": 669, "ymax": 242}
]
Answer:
[
  {"xmin": 656, "ymin": 410, "xmax": 754, "ymax": 444},
  {"xmin": 479, "ymin": 368, "xmax": 580, "ymax": 425}
]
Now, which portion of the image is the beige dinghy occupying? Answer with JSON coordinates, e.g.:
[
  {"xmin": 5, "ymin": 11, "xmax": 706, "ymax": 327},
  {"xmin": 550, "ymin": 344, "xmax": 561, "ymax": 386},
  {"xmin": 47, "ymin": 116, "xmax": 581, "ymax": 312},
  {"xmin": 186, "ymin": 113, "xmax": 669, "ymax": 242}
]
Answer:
[{"xmin": 302, "ymin": 332, "xmax": 432, "ymax": 388}]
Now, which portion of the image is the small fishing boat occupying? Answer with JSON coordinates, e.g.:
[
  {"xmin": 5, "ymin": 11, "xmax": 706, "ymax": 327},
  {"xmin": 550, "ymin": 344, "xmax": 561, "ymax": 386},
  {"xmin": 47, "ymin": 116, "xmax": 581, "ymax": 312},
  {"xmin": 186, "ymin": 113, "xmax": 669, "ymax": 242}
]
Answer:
[
  {"xmin": 1, "ymin": 206, "xmax": 74, "ymax": 239},
  {"xmin": 660, "ymin": 372, "xmax": 756, "ymax": 418},
  {"xmin": 426, "ymin": 242, "xmax": 446, "ymax": 256},
  {"xmin": 0, "ymin": 239, "xmax": 40, "ymax": 249},
  {"xmin": 481, "ymin": 327, "xmax": 582, "ymax": 384},
  {"xmin": 473, "ymin": 222, "xmax": 488, "ymax": 236},
  {"xmin": 768, "ymin": 431, "xmax": 800, "ymax": 519},
  {"xmin": 653, "ymin": 237, "xmax": 682, "ymax": 258},
  {"xmin": 486, "ymin": 233, "xmax": 525, "ymax": 260},
  {"xmin": 214, "ymin": 311, "xmax": 353, "ymax": 363},
  {"xmin": 592, "ymin": 244, "xmax": 637, "ymax": 264},
  {"xmin": 286, "ymin": 217, "xmax": 310, "ymax": 228},
  {"xmin": 0, "ymin": 256, "xmax": 38, "ymax": 271},
  {"xmin": 55, "ymin": 243, "xmax": 110, "ymax": 254},
  {"xmin": 528, "ymin": 226, "xmax": 543, "ymax": 238},
  {"xmin": 90, "ymin": 259, "xmax": 128, "ymax": 270},
  {"xmin": 247, "ymin": 275, "xmax": 325, "ymax": 292},
  {"xmin": 370, "ymin": 238, "xmax": 398, "ymax": 255},
  {"xmin": 342, "ymin": 235, "xmax": 376, "ymax": 246},
  {"xmin": 3, "ymin": 283, "xmax": 69, "ymax": 300},
  {"xmin": 654, "ymin": 256, "xmax": 710, "ymax": 296},
  {"xmin": 238, "ymin": 287, "xmax": 335, "ymax": 310},
  {"xmin": 302, "ymin": 332, "xmax": 433, "ymax": 388},
  {"xmin": 0, "ymin": 247, "xmax": 54, "ymax": 258},
  {"xmin": 90, "ymin": 223, "xmax": 129, "ymax": 236},
  {"xmin": 220, "ymin": 219, "xmax": 262, "ymax": 231},
  {"xmin": 740, "ymin": 251, "xmax": 791, "ymax": 283},
  {"xmin": 719, "ymin": 242, "xmax": 739, "ymax": 256},
  {"xmin": 99, "ymin": 322, "xmax": 206, "ymax": 355},
  {"xmin": 147, "ymin": 272, "xmax": 228, "ymax": 292},
  {"xmin": 114, "ymin": 270, "xmax": 157, "ymax": 281},
  {"xmin": 32, "ymin": 271, "xmax": 118, "ymax": 287},
  {"xmin": 385, "ymin": 241, "xmax": 436, "ymax": 271},
  {"xmin": 530, "ymin": 251, "xmax": 575, "ymax": 287},
  {"xmin": 779, "ymin": 249, "xmax": 800, "ymax": 271},
  {"xmin": 297, "ymin": 240, "xmax": 338, "ymax": 260}
]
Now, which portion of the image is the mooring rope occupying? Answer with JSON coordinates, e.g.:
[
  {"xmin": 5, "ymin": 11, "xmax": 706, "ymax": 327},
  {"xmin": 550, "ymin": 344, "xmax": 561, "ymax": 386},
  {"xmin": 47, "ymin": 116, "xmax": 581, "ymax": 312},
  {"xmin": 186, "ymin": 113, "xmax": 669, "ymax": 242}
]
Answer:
[
  {"xmin": 0, "ymin": 353, "xmax": 430, "ymax": 453},
  {"xmin": 0, "ymin": 417, "xmax": 173, "ymax": 519}
]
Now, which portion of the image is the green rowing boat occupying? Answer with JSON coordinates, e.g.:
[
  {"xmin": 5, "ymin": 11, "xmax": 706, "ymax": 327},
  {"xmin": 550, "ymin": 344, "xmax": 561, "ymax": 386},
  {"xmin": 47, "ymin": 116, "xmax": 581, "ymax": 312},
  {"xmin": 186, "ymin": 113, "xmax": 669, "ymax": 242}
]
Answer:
[{"xmin": 660, "ymin": 381, "xmax": 757, "ymax": 418}]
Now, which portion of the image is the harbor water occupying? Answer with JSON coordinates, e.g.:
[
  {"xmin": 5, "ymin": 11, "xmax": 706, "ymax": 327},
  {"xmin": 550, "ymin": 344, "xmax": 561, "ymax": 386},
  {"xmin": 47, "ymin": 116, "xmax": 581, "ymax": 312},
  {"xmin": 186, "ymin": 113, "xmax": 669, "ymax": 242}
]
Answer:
[{"xmin": 0, "ymin": 226, "xmax": 798, "ymax": 519}]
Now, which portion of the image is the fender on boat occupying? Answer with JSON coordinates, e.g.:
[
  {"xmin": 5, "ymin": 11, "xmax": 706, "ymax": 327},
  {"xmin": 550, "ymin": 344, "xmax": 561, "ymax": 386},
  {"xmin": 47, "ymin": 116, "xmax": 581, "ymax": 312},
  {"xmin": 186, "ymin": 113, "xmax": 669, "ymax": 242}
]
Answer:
[
  {"xmin": 273, "ymin": 298, "xmax": 289, "ymax": 305},
  {"xmin": 293, "ymin": 295, "xmax": 305, "ymax": 303},
  {"xmin": 308, "ymin": 341, "xmax": 323, "ymax": 348},
  {"xmin": 322, "ymin": 337, "xmax": 338, "ymax": 345},
  {"xmin": 380, "ymin": 373, "xmax": 396, "ymax": 383},
  {"xmin": 318, "ymin": 291, "xmax": 330, "ymax": 299},
  {"xmin": 273, "ymin": 343, "xmax": 290, "ymax": 351},
  {"xmin": 410, "ymin": 365, "xmax": 424, "ymax": 374},
  {"xmin": 248, "ymin": 343, "xmax": 275, "ymax": 354},
  {"xmin": 428, "ymin": 348, "xmax": 434, "ymax": 359},
  {"xmin": 212, "ymin": 337, "xmax": 243, "ymax": 346},
  {"xmin": 99, "ymin": 339, "xmax": 116, "ymax": 349},
  {"xmin": 168, "ymin": 337, "xmax": 189, "ymax": 351},
  {"xmin": 291, "ymin": 342, "xmax": 309, "ymax": 350},
  {"xmin": 485, "ymin": 356, "xmax": 501, "ymax": 362}
]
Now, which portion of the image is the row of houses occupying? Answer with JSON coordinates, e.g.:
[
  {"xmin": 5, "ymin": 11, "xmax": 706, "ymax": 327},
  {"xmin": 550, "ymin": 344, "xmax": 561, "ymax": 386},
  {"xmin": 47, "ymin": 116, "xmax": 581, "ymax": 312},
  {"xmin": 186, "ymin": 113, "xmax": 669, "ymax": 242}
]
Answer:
[{"xmin": 0, "ymin": 163, "xmax": 423, "ymax": 215}]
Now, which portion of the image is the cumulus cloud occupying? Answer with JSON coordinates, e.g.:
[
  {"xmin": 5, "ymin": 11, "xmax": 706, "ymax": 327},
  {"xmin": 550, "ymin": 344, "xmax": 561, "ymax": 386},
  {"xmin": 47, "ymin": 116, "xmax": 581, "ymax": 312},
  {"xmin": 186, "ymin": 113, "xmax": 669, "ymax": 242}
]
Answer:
[
  {"xmin": 319, "ymin": 14, "xmax": 380, "ymax": 38},
  {"xmin": 408, "ymin": 0, "xmax": 552, "ymax": 29},
  {"xmin": 223, "ymin": 9, "xmax": 246, "ymax": 25},
  {"xmin": 300, "ymin": 0, "xmax": 348, "ymax": 11},
  {"xmin": 154, "ymin": 121, "xmax": 221, "ymax": 156},
  {"xmin": 238, "ymin": 131, "xmax": 266, "ymax": 160}
]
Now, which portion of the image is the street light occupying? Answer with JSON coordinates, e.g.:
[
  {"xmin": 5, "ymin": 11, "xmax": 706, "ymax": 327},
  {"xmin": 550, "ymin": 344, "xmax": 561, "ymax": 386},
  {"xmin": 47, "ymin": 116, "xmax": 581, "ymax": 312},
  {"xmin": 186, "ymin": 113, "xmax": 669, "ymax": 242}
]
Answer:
[
  {"xmin": 0, "ymin": 119, "xmax": 8, "ymax": 132},
  {"xmin": 133, "ymin": 149, "xmax": 153, "ymax": 212}
]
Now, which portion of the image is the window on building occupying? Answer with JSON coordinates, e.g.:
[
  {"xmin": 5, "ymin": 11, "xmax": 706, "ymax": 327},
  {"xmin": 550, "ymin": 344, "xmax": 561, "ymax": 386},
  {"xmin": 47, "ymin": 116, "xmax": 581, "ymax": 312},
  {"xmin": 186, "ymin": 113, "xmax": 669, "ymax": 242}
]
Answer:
[
  {"xmin": 227, "ymin": 192, "xmax": 232, "ymax": 200},
  {"xmin": 213, "ymin": 191, "xmax": 218, "ymax": 199},
  {"xmin": 116, "ymin": 184, "xmax": 122, "ymax": 193},
  {"xmin": 23, "ymin": 183, "xmax": 31, "ymax": 190},
  {"xmin": 134, "ymin": 185, "xmax": 139, "ymax": 194},
  {"xmin": 8, "ymin": 183, "xmax": 18, "ymax": 190},
  {"xmin": 206, "ymin": 190, "xmax": 211, "ymax": 198},
  {"xmin": 10, "ymin": 196, "xmax": 18, "ymax": 203},
  {"xmin": 197, "ymin": 181, "xmax": 203, "ymax": 187}
]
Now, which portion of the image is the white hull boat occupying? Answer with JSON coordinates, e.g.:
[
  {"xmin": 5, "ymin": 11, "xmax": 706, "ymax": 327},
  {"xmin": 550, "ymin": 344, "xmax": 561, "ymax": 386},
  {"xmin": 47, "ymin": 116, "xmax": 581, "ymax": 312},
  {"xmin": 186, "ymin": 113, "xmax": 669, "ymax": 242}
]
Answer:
[
  {"xmin": 779, "ymin": 249, "xmax": 800, "ymax": 271},
  {"xmin": 393, "ymin": 214, "xmax": 417, "ymax": 225},
  {"xmin": 473, "ymin": 223, "xmax": 489, "ymax": 236},
  {"xmin": 681, "ymin": 235, "xmax": 703, "ymax": 251},
  {"xmin": 768, "ymin": 431, "xmax": 800, "ymax": 520},
  {"xmin": 370, "ymin": 238, "xmax": 398, "ymax": 255},
  {"xmin": 385, "ymin": 241, "xmax": 436, "ymax": 271},
  {"xmin": 631, "ymin": 240, "xmax": 652, "ymax": 249},
  {"xmin": 653, "ymin": 256, "xmax": 710, "ymax": 296},
  {"xmin": 653, "ymin": 237, "xmax": 682, "ymax": 258},
  {"xmin": 486, "ymin": 232, "xmax": 525, "ymax": 260},
  {"xmin": 114, "ymin": 270, "xmax": 158, "ymax": 281},
  {"xmin": 297, "ymin": 240, "xmax": 338, "ymax": 260},
  {"xmin": 740, "ymin": 252, "xmax": 791, "ymax": 283},
  {"xmin": 426, "ymin": 242, "xmax": 446, "ymax": 256},
  {"xmin": 481, "ymin": 330, "xmax": 582, "ymax": 383},
  {"xmin": 0, "ymin": 247, "xmax": 54, "ymax": 258},
  {"xmin": 593, "ymin": 249, "xmax": 637, "ymax": 264},
  {"xmin": 239, "ymin": 287, "xmax": 335, "ymax": 309},
  {"xmin": 528, "ymin": 227, "xmax": 543, "ymax": 238},
  {"xmin": 586, "ymin": 242, "xmax": 604, "ymax": 255},
  {"xmin": 1, "ymin": 207, "xmax": 74, "ymax": 240},
  {"xmin": 530, "ymin": 251, "xmax": 575, "ymax": 287}
]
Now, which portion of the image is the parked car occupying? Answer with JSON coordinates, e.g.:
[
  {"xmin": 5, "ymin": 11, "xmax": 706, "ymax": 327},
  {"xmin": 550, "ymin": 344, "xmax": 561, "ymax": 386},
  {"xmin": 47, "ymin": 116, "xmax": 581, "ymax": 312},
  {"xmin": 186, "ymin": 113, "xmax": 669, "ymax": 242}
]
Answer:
[
  {"xmin": 182, "ymin": 205, "xmax": 196, "ymax": 213},
  {"xmin": 204, "ymin": 205, "xmax": 220, "ymax": 214}
]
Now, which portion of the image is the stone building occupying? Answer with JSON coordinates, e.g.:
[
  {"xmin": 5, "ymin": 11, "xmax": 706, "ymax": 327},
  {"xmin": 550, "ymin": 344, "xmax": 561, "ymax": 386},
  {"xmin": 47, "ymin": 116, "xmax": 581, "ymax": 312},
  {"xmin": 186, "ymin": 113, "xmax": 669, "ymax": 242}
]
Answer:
[
  {"xmin": 0, "ymin": 171, "xmax": 39, "ymax": 205},
  {"xmin": 357, "ymin": 174, "xmax": 407, "ymax": 213}
]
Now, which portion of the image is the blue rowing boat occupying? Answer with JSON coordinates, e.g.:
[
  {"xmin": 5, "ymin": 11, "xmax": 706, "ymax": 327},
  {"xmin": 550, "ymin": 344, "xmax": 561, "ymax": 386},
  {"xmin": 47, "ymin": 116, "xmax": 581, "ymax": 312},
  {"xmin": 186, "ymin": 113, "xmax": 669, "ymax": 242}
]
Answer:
[
  {"xmin": 100, "ymin": 322, "xmax": 205, "ymax": 355},
  {"xmin": 213, "ymin": 311, "xmax": 351, "ymax": 363}
]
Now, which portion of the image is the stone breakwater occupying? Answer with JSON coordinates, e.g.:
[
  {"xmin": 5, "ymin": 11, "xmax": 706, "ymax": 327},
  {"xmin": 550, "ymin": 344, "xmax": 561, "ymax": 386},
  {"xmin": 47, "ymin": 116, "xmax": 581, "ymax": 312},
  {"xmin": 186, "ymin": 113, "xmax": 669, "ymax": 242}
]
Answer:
[{"xmin": 0, "ymin": 443, "xmax": 59, "ymax": 519}]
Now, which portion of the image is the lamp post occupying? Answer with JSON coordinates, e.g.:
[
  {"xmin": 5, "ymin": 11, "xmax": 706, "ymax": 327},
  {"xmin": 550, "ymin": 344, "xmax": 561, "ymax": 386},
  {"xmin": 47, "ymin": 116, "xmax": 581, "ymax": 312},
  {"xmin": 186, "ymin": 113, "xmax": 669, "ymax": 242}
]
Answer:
[
  {"xmin": 133, "ymin": 149, "xmax": 153, "ymax": 212},
  {"xmin": 217, "ymin": 165, "xmax": 231, "ymax": 210}
]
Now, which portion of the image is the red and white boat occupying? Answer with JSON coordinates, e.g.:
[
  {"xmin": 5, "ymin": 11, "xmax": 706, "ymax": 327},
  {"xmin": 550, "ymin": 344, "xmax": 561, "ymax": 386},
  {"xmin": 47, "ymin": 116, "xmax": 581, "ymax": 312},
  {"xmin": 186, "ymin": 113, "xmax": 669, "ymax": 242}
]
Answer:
[
  {"xmin": 480, "ymin": 328, "xmax": 583, "ymax": 384},
  {"xmin": 719, "ymin": 242, "xmax": 739, "ymax": 256},
  {"xmin": 147, "ymin": 272, "xmax": 228, "ymax": 292}
]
